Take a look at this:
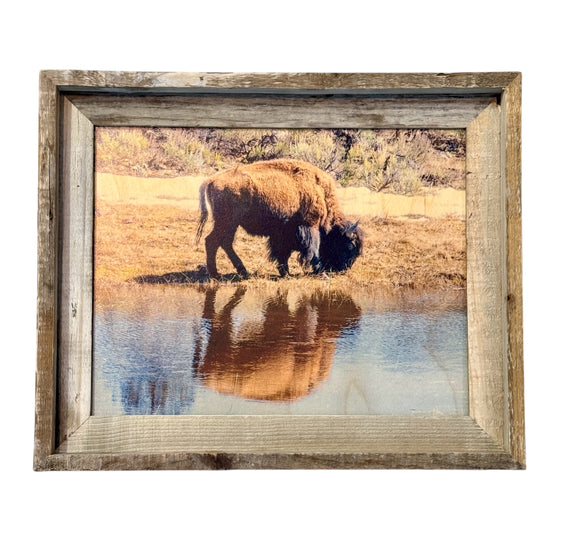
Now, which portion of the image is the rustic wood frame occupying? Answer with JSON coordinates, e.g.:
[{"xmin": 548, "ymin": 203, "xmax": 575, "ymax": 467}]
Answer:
[{"xmin": 35, "ymin": 71, "xmax": 524, "ymax": 470}]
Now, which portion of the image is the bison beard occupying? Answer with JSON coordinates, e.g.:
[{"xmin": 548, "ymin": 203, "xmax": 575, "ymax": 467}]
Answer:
[{"xmin": 196, "ymin": 159, "xmax": 363, "ymax": 278}]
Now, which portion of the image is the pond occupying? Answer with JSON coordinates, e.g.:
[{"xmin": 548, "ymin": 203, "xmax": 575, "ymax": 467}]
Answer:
[{"xmin": 92, "ymin": 285, "xmax": 468, "ymax": 416}]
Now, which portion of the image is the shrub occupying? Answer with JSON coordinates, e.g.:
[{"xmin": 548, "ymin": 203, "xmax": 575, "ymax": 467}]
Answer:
[
  {"xmin": 96, "ymin": 128, "xmax": 157, "ymax": 176},
  {"xmin": 285, "ymin": 130, "xmax": 345, "ymax": 175},
  {"xmin": 340, "ymin": 130, "xmax": 423, "ymax": 194},
  {"xmin": 95, "ymin": 127, "xmax": 465, "ymax": 194},
  {"xmin": 161, "ymin": 129, "xmax": 225, "ymax": 174}
]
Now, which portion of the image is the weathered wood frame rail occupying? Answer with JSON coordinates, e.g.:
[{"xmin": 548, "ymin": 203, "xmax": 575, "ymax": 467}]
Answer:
[{"xmin": 35, "ymin": 72, "xmax": 524, "ymax": 470}]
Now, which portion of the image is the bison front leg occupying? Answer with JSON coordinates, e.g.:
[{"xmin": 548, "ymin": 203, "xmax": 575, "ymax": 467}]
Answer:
[
  {"xmin": 297, "ymin": 225, "xmax": 323, "ymax": 274},
  {"xmin": 267, "ymin": 236, "xmax": 293, "ymax": 277}
]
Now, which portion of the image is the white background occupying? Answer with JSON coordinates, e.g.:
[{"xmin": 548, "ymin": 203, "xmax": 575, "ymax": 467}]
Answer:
[{"xmin": 1, "ymin": 2, "xmax": 578, "ymax": 547}]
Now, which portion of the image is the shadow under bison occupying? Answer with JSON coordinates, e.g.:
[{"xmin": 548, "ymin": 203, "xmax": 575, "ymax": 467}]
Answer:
[{"xmin": 132, "ymin": 265, "xmax": 212, "ymax": 285}]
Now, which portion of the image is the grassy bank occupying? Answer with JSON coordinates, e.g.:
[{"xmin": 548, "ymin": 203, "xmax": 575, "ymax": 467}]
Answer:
[{"xmin": 94, "ymin": 198, "xmax": 466, "ymax": 304}]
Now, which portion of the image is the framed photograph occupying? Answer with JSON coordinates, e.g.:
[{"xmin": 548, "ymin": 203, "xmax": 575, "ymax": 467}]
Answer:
[{"xmin": 35, "ymin": 71, "xmax": 524, "ymax": 470}]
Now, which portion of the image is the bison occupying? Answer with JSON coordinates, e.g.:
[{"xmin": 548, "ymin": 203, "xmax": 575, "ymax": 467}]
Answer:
[{"xmin": 196, "ymin": 159, "xmax": 363, "ymax": 278}]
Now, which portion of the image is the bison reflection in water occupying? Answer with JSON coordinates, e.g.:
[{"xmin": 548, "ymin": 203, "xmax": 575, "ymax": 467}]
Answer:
[{"xmin": 194, "ymin": 287, "xmax": 361, "ymax": 402}]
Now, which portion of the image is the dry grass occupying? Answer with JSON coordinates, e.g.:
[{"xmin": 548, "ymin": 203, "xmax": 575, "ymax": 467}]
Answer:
[{"xmin": 94, "ymin": 199, "xmax": 466, "ymax": 307}]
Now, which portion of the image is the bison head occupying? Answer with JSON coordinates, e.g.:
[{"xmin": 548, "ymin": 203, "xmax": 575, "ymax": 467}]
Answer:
[{"xmin": 320, "ymin": 220, "xmax": 364, "ymax": 272}]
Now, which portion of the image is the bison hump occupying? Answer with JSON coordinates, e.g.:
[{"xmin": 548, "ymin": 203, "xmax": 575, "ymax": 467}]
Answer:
[{"xmin": 205, "ymin": 159, "xmax": 344, "ymax": 229}]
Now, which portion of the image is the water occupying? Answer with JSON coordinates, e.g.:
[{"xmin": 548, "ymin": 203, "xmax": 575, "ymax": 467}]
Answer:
[{"xmin": 92, "ymin": 285, "xmax": 468, "ymax": 416}]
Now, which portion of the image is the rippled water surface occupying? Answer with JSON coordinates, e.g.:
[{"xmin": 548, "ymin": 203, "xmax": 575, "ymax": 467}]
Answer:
[{"xmin": 92, "ymin": 285, "xmax": 467, "ymax": 416}]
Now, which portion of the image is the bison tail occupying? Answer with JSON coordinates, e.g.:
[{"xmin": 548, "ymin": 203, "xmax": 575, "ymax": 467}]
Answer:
[{"xmin": 195, "ymin": 182, "xmax": 209, "ymax": 244}]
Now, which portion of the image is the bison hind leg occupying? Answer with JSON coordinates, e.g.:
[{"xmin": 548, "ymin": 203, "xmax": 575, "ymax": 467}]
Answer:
[{"xmin": 205, "ymin": 226, "xmax": 249, "ymax": 279}]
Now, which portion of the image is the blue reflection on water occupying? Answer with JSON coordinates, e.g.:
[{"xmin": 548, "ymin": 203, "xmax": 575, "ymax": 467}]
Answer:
[
  {"xmin": 92, "ymin": 289, "xmax": 467, "ymax": 416},
  {"xmin": 93, "ymin": 312, "xmax": 201, "ymax": 414},
  {"xmin": 339, "ymin": 309, "xmax": 466, "ymax": 372}
]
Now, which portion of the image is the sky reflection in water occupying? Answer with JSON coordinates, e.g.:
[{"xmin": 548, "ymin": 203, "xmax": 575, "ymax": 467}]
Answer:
[{"xmin": 92, "ymin": 286, "xmax": 467, "ymax": 416}]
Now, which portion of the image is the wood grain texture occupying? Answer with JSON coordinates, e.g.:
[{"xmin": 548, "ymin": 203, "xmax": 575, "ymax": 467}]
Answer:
[
  {"xmin": 35, "ymin": 72, "xmax": 59, "ymax": 469},
  {"xmin": 67, "ymin": 94, "xmax": 494, "ymax": 128},
  {"xmin": 42, "ymin": 70, "xmax": 520, "ymax": 94},
  {"xmin": 34, "ymin": 71, "xmax": 524, "ymax": 470},
  {"xmin": 48, "ymin": 416, "xmax": 522, "ymax": 470},
  {"xmin": 466, "ymin": 101, "xmax": 508, "ymax": 448},
  {"xmin": 502, "ymin": 75, "xmax": 525, "ymax": 466},
  {"xmin": 42, "ymin": 451, "xmax": 523, "ymax": 471},
  {"xmin": 58, "ymin": 98, "xmax": 94, "ymax": 444},
  {"xmin": 58, "ymin": 416, "xmax": 503, "ymax": 454}
]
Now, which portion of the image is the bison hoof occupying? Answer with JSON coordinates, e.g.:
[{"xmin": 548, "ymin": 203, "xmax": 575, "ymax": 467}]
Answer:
[
  {"xmin": 311, "ymin": 262, "xmax": 324, "ymax": 275},
  {"xmin": 234, "ymin": 270, "xmax": 250, "ymax": 281}
]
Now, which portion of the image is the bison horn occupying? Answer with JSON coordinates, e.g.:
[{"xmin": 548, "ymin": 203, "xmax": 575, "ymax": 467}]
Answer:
[{"xmin": 345, "ymin": 220, "xmax": 360, "ymax": 233}]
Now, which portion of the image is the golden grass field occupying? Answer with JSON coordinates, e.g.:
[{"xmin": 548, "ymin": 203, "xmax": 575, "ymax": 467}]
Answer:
[{"xmin": 94, "ymin": 174, "xmax": 466, "ymax": 305}]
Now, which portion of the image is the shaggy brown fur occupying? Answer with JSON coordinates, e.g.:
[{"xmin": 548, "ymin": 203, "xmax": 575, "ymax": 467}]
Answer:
[
  {"xmin": 225, "ymin": 159, "xmax": 346, "ymax": 229},
  {"xmin": 196, "ymin": 159, "xmax": 361, "ymax": 278}
]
